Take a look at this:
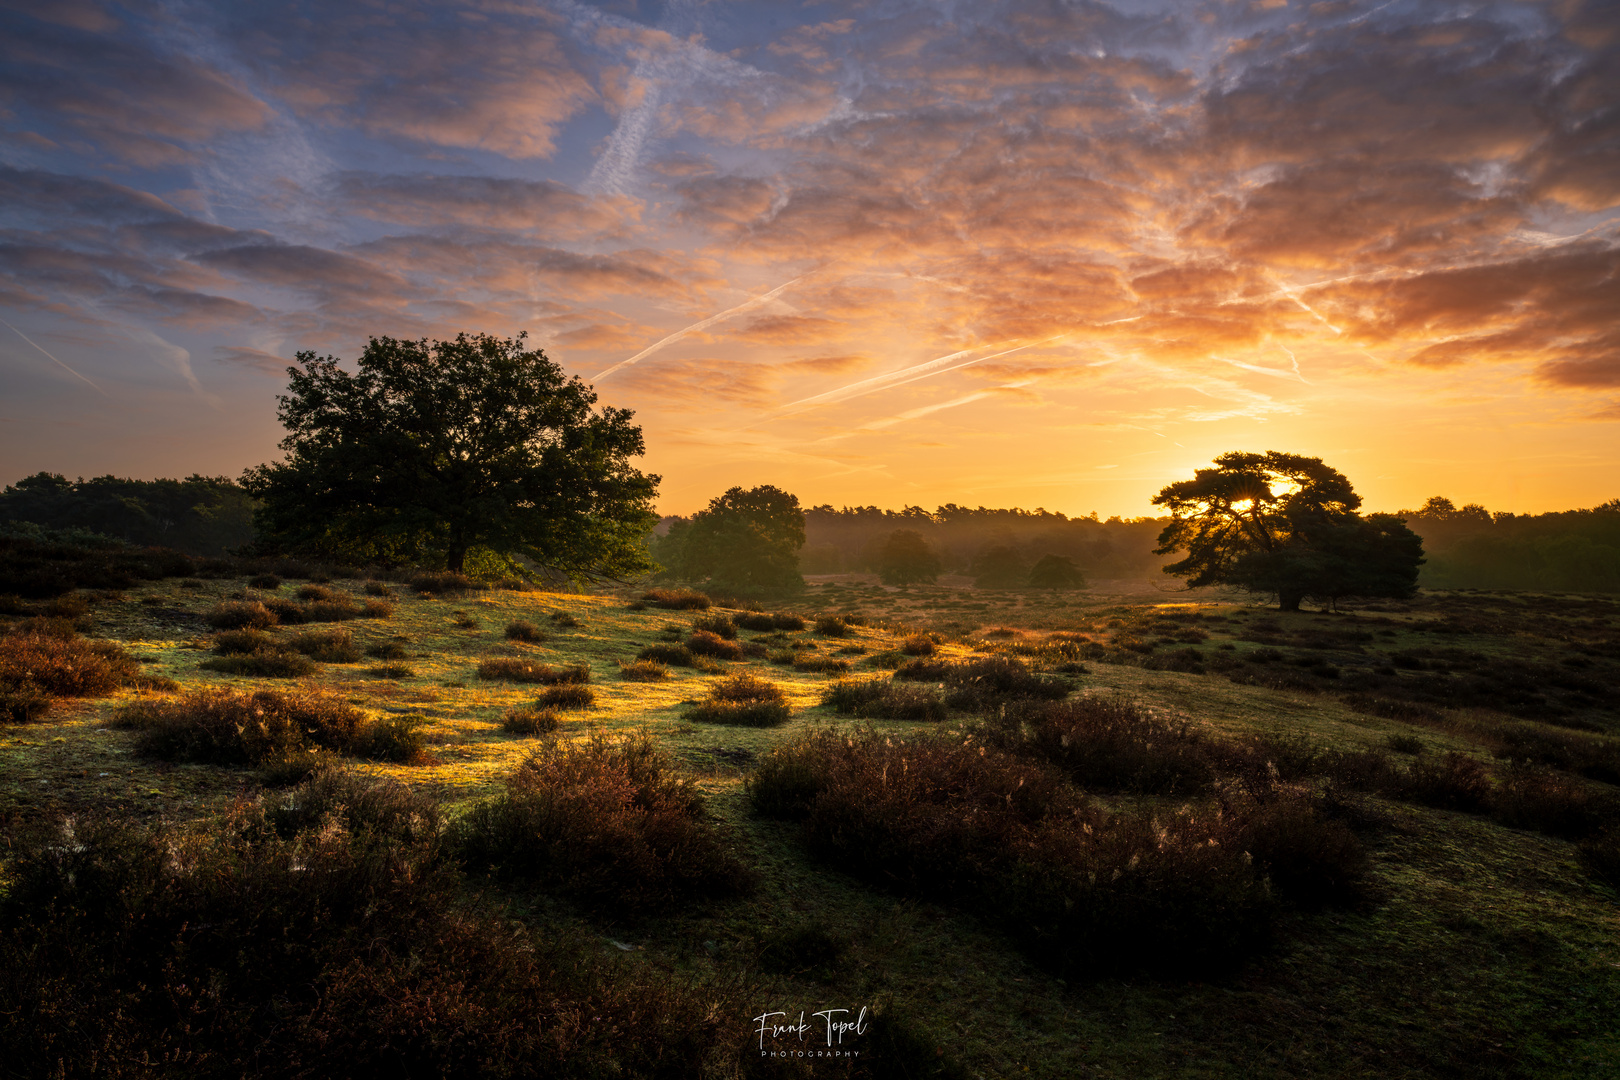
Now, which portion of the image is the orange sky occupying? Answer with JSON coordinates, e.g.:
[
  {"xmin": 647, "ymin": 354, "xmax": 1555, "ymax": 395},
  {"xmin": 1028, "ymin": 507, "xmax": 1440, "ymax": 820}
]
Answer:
[{"xmin": 1, "ymin": 0, "xmax": 1616, "ymax": 518}]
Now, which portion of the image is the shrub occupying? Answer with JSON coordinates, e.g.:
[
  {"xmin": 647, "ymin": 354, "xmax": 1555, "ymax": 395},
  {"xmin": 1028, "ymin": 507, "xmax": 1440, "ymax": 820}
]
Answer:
[
  {"xmin": 505, "ymin": 620, "xmax": 548, "ymax": 643},
  {"xmin": 367, "ymin": 641, "xmax": 410, "ymax": 660},
  {"xmin": 407, "ymin": 570, "xmax": 481, "ymax": 595},
  {"xmin": 690, "ymin": 613, "xmax": 737, "ymax": 639},
  {"xmin": 267, "ymin": 770, "xmax": 441, "ymax": 842},
  {"xmin": 734, "ymin": 611, "xmax": 779, "ymax": 632},
  {"xmin": 1014, "ymin": 695, "xmax": 1214, "ymax": 794},
  {"xmin": 894, "ymin": 657, "xmax": 953, "ymax": 681},
  {"xmin": 248, "ymin": 573, "xmax": 282, "ymax": 590},
  {"xmin": 503, "ymin": 707, "xmax": 562, "ymax": 735},
  {"xmin": 205, "ymin": 600, "xmax": 276, "ymax": 630},
  {"xmin": 618, "ymin": 659, "xmax": 668, "ymax": 681},
  {"xmin": 0, "ymin": 688, "xmax": 51, "ymax": 723},
  {"xmin": 900, "ymin": 634, "xmax": 937, "ymax": 656},
  {"xmin": 286, "ymin": 628, "xmax": 362, "ymax": 663},
  {"xmin": 942, "ymin": 655, "xmax": 1069, "ymax": 712},
  {"xmin": 814, "ymin": 615, "xmax": 849, "ymax": 637},
  {"xmin": 642, "ymin": 588, "xmax": 711, "ymax": 611},
  {"xmin": 452, "ymin": 612, "xmax": 480, "ymax": 629},
  {"xmin": 1385, "ymin": 733, "xmax": 1425, "ymax": 755},
  {"xmin": 1237, "ymin": 793, "xmax": 1371, "ymax": 908},
  {"xmin": 477, "ymin": 659, "xmax": 591, "ymax": 684},
  {"xmin": 363, "ymin": 580, "xmax": 393, "ymax": 597},
  {"xmin": 452, "ymin": 734, "xmax": 751, "ymax": 913},
  {"xmin": 114, "ymin": 689, "xmax": 365, "ymax": 766},
  {"xmin": 772, "ymin": 613, "xmax": 806, "ymax": 631},
  {"xmin": 549, "ymin": 611, "xmax": 581, "ymax": 628},
  {"xmin": 1492, "ymin": 763, "xmax": 1600, "ymax": 839},
  {"xmin": 199, "ymin": 650, "xmax": 317, "ymax": 678},
  {"xmin": 536, "ymin": 684, "xmax": 596, "ymax": 710},
  {"xmin": 297, "ymin": 583, "xmax": 340, "ymax": 601},
  {"xmin": 686, "ymin": 630, "xmax": 744, "ymax": 660},
  {"xmin": 0, "ymin": 632, "xmax": 140, "ymax": 697},
  {"xmin": 361, "ymin": 599, "xmax": 394, "ymax": 619},
  {"xmin": 821, "ymin": 677, "xmax": 947, "ymax": 721},
  {"xmin": 793, "ymin": 655, "xmax": 851, "ymax": 675},
  {"xmin": 637, "ymin": 643, "xmax": 693, "ymax": 666},
  {"xmin": 1400, "ymin": 751, "xmax": 1494, "ymax": 813},
  {"xmin": 368, "ymin": 663, "xmax": 414, "ymax": 679},
  {"xmin": 686, "ymin": 672, "xmax": 790, "ymax": 726},
  {"xmin": 212, "ymin": 628, "xmax": 273, "ymax": 655}
]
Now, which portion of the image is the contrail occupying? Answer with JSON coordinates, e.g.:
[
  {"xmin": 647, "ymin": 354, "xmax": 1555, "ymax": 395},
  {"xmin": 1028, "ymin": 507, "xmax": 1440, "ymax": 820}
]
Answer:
[
  {"xmin": 814, "ymin": 380, "xmax": 1037, "ymax": 443},
  {"xmin": 778, "ymin": 335, "xmax": 1067, "ymax": 414},
  {"xmin": 592, "ymin": 277, "xmax": 804, "ymax": 381},
  {"xmin": 0, "ymin": 317, "xmax": 107, "ymax": 395}
]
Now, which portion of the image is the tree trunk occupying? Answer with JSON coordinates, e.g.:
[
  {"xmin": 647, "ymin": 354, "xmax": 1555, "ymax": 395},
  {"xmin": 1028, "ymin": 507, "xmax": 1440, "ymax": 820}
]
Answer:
[
  {"xmin": 1279, "ymin": 590, "xmax": 1303, "ymax": 612},
  {"xmin": 446, "ymin": 543, "xmax": 467, "ymax": 573}
]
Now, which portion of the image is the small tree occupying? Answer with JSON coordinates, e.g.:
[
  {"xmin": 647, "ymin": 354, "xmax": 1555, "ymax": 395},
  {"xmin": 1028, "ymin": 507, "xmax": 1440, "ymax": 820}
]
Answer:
[
  {"xmin": 243, "ymin": 332, "xmax": 659, "ymax": 578},
  {"xmin": 877, "ymin": 529, "xmax": 942, "ymax": 585},
  {"xmin": 667, "ymin": 485, "xmax": 805, "ymax": 595},
  {"xmin": 1028, "ymin": 554, "xmax": 1086, "ymax": 590},
  {"xmin": 970, "ymin": 545, "xmax": 1028, "ymax": 588},
  {"xmin": 1152, "ymin": 451, "xmax": 1422, "ymax": 610}
]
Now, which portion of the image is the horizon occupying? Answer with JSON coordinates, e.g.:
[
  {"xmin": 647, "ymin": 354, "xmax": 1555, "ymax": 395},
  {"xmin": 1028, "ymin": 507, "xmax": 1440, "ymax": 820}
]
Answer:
[{"xmin": 1, "ymin": 0, "xmax": 1616, "ymax": 520}]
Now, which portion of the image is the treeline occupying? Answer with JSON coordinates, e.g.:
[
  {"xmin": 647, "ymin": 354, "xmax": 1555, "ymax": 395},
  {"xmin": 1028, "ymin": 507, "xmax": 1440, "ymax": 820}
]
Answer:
[
  {"xmin": 798, "ymin": 504, "xmax": 1168, "ymax": 580},
  {"xmin": 1404, "ymin": 497, "xmax": 1620, "ymax": 593},
  {"xmin": 0, "ymin": 473, "xmax": 256, "ymax": 556}
]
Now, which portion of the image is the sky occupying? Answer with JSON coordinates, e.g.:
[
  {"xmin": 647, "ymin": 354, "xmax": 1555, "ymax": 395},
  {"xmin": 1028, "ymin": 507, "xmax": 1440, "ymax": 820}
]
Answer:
[{"xmin": 0, "ymin": 0, "xmax": 1616, "ymax": 518}]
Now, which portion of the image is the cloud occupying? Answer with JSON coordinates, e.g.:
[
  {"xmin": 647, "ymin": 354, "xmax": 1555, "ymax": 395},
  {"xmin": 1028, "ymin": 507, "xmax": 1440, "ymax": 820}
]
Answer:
[{"xmin": 331, "ymin": 173, "xmax": 628, "ymax": 237}]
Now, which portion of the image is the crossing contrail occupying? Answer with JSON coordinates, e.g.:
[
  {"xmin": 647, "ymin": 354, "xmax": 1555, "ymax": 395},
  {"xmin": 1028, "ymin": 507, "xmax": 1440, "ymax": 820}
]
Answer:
[
  {"xmin": 592, "ymin": 276, "xmax": 804, "ymax": 381},
  {"xmin": 0, "ymin": 317, "xmax": 107, "ymax": 395},
  {"xmin": 777, "ymin": 335, "xmax": 1067, "ymax": 414}
]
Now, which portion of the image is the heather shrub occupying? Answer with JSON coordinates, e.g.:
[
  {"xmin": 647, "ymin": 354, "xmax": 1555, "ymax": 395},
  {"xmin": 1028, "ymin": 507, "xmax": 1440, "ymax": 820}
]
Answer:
[
  {"xmin": 942, "ymin": 655, "xmax": 1069, "ymax": 712},
  {"xmin": 821, "ymin": 677, "xmax": 947, "ymax": 721},
  {"xmin": 1492, "ymin": 763, "xmax": 1601, "ymax": 839},
  {"xmin": 286, "ymin": 627, "xmax": 362, "ymax": 663},
  {"xmin": 0, "ymin": 809, "xmax": 733, "ymax": 1077},
  {"xmin": 771, "ymin": 613, "xmax": 807, "ymax": 631},
  {"xmin": 1236, "ymin": 792, "xmax": 1371, "ymax": 908},
  {"xmin": 367, "ymin": 663, "xmax": 414, "ymax": 679},
  {"xmin": 363, "ymin": 580, "xmax": 393, "ymax": 597},
  {"xmin": 894, "ymin": 657, "xmax": 953, "ymax": 681},
  {"xmin": 1400, "ymin": 751, "xmax": 1494, "ymax": 813},
  {"xmin": 407, "ymin": 570, "xmax": 481, "ymax": 595},
  {"xmin": 550, "ymin": 611, "xmax": 581, "ymax": 628},
  {"xmin": 211, "ymin": 628, "xmax": 272, "ymax": 655},
  {"xmin": 686, "ymin": 672, "xmax": 790, "ymax": 726},
  {"xmin": 114, "ymin": 689, "xmax": 365, "ymax": 766},
  {"xmin": 618, "ymin": 659, "xmax": 668, "ymax": 682},
  {"xmin": 1013, "ymin": 695, "xmax": 1214, "ymax": 794},
  {"xmin": 199, "ymin": 650, "xmax": 317, "ymax": 678},
  {"xmin": 686, "ymin": 630, "xmax": 744, "ymax": 660},
  {"xmin": 452, "ymin": 611, "xmax": 480, "ymax": 629},
  {"xmin": 504, "ymin": 620, "xmax": 547, "ymax": 643},
  {"xmin": 637, "ymin": 643, "xmax": 693, "ymax": 666},
  {"xmin": 297, "ymin": 583, "xmax": 340, "ymax": 601},
  {"xmin": 367, "ymin": 641, "xmax": 409, "ymax": 660},
  {"xmin": 734, "ymin": 611, "xmax": 780, "ymax": 632},
  {"xmin": 355, "ymin": 718, "xmax": 429, "ymax": 764},
  {"xmin": 503, "ymin": 707, "xmax": 562, "ymax": 735},
  {"xmin": 361, "ymin": 599, "xmax": 394, "ymax": 619},
  {"xmin": 900, "ymin": 634, "xmax": 937, "ymax": 656},
  {"xmin": 642, "ymin": 588, "xmax": 711, "ymax": 610},
  {"xmin": 793, "ymin": 654, "xmax": 851, "ymax": 675},
  {"xmin": 691, "ymin": 613, "xmax": 738, "ymax": 639},
  {"xmin": 1386, "ymin": 733, "xmax": 1425, "ymax": 755},
  {"xmin": 814, "ymin": 615, "xmax": 849, "ymax": 637},
  {"xmin": 205, "ymin": 600, "xmax": 276, "ymax": 630},
  {"xmin": 0, "ymin": 632, "xmax": 140, "ymax": 697},
  {"xmin": 247, "ymin": 573, "xmax": 282, "ymax": 590},
  {"xmin": 477, "ymin": 659, "xmax": 591, "ymax": 684},
  {"xmin": 1316, "ymin": 747, "xmax": 1401, "ymax": 792},
  {"xmin": 536, "ymin": 684, "xmax": 596, "ymax": 710},
  {"xmin": 452, "ymin": 734, "xmax": 751, "ymax": 914}
]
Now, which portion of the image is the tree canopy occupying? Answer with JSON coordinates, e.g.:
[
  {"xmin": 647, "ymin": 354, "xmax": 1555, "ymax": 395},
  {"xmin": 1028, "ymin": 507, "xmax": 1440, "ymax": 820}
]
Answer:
[
  {"xmin": 877, "ymin": 529, "xmax": 943, "ymax": 585},
  {"xmin": 653, "ymin": 485, "xmax": 805, "ymax": 595},
  {"xmin": 0, "ymin": 473, "xmax": 255, "ymax": 556},
  {"xmin": 242, "ymin": 332, "xmax": 659, "ymax": 578},
  {"xmin": 1152, "ymin": 451, "xmax": 1423, "ymax": 610}
]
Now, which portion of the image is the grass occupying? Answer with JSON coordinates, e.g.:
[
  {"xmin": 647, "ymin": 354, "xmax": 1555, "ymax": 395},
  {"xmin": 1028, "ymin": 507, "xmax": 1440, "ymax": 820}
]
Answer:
[{"xmin": 5, "ymin": 575, "xmax": 1620, "ymax": 1077}]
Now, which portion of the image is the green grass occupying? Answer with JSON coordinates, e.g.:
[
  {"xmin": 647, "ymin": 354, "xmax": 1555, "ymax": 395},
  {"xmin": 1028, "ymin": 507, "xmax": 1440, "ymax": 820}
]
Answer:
[{"xmin": 0, "ymin": 577, "xmax": 1616, "ymax": 1076}]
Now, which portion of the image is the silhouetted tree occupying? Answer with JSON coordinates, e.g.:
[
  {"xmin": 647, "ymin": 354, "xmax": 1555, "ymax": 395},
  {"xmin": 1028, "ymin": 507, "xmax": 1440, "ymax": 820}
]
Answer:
[
  {"xmin": 0, "ymin": 473, "xmax": 256, "ymax": 555},
  {"xmin": 243, "ymin": 332, "xmax": 659, "ymax": 577},
  {"xmin": 970, "ymin": 545, "xmax": 1028, "ymax": 588},
  {"xmin": 1152, "ymin": 451, "xmax": 1423, "ymax": 610},
  {"xmin": 1028, "ymin": 554, "xmax": 1086, "ymax": 590},
  {"xmin": 662, "ymin": 485, "xmax": 805, "ymax": 595},
  {"xmin": 877, "ymin": 529, "xmax": 943, "ymax": 585}
]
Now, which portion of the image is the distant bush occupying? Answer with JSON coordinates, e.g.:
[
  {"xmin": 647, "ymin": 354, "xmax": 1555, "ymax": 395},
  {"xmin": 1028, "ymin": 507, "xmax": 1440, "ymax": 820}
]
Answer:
[
  {"xmin": 477, "ymin": 659, "xmax": 591, "ymax": 684},
  {"xmin": 637, "ymin": 643, "xmax": 693, "ymax": 667},
  {"xmin": 941, "ymin": 655, "xmax": 1068, "ymax": 712},
  {"xmin": 550, "ymin": 611, "xmax": 581, "ymax": 628},
  {"xmin": 407, "ymin": 571, "xmax": 482, "ymax": 596},
  {"xmin": 686, "ymin": 630, "xmax": 744, "ymax": 660},
  {"xmin": 536, "ymin": 684, "xmax": 596, "ymax": 710},
  {"xmin": 211, "ymin": 628, "xmax": 272, "ymax": 655},
  {"xmin": 297, "ymin": 583, "xmax": 340, "ymax": 601},
  {"xmin": 821, "ymin": 677, "xmax": 947, "ymax": 721},
  {"xmin": 735, "ymin": 611, "xmax": 795, "ymax": 632},
  {"xmin": 691, "ymin": 613, "xmax": 738, "ymax": 639},
  {"xmin": 504, "ymin": 620, "xmax": 548, "ymax": 643},
  {"xmin": 894, "ymin": 657, "xmax": 953, "ymax": 681},
  {"xmin": 0, "ymin": 631, "xmax": 140, "ymax": 698},
  {"xmin": 1385, "ymin": 733, "xmax": 1425, "ymax": 755},
  {"xmin": 503, "ymin": 706, "xmax": 562, "ymax": 735},
  {"xmin": 199, "ymin": 650, "xmax": 317, "ymax": 678},
  {"xmin": 205, "ymin": 600, "xmax": 276, "ymax": 630},
  {"xmin": 814, "ymin": 615, "xmax": 849, "ymax": 637},
  {"xmin": 1011, "ymin": 695, "xmax": 1214, "ymax": 795},
  {"xmin": 900, "ymin": 634, "xmax": 937, "ymax": 656},
  {"xmin": 114, "ymin": 689, "xmax": 365, "ymax": 767},
  {"xmin": 618, "ymin": 659, "xmax": 668, "ymax": 682},
  {"xmin": 643, "ymin": 588, "xmax": 711, "ymax": 610},
  {"xmin": 686, "ymin": 672, "xmax": 790, "ymax": 726},
  {"xmin": 267, "ymin": 770, "xmax": 441, "ymax": 844},
  {"xmin": 286, "ymin": 627, "xmax": 361, "ymax": 663},
  {"xmin": 367, "ymin": 663, "xmax": 413, "ymax": 679},
  {"xmin": 1492, "ymin": 763, "xmax": 1600, "ymax": 839},
  {"xmin": 792, "ymin": 655, "xmax": 851, "ymax": 675},
  {"xmin": 353, "ymin": 717, "xmax": 430, "ymax": 764},
  {"xmin": 1236, "ymin": 793, "xmax": 1371, "ymax": 909},
  {"xmin": 248, "ymin": 573, "xmax": 282, "ymax": 590},
  {"xmin": 1399, "ymin": 751, "xmax": 1494, "ymax": 813},
  {"xmin": 363, "ymin": 580, "xmax": 393, "ymax": 597},
  {"xmin": 452, "ymin": 734, "xmax": 751, "ymax": 914},
  {"xmin": 367, "ymin": 641, "xmax": 409, "ymax": 660}
]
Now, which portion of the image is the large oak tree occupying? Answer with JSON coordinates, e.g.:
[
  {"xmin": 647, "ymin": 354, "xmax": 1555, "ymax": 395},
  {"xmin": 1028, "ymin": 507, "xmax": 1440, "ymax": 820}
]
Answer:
[
  {"xmin": 243, "ymin": 333, "xmax": 659, "ymax": 578},
  {"xmin": 1152, "ymin": 451, "xmax": 1423, "ymax": 610}
]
